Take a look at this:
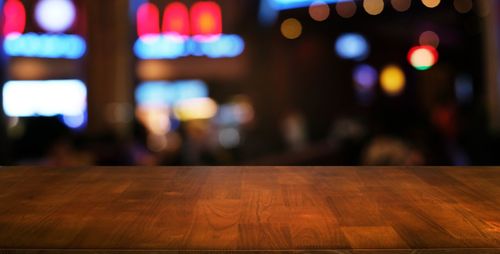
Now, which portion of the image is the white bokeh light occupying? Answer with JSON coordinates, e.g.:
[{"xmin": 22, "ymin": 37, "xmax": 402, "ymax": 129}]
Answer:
[{"xmin": 35, "ymin": 0, "xmax": 76, "ymax": 33}]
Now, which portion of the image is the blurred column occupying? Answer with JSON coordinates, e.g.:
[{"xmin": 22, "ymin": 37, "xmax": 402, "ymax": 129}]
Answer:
[
  {"xmin": 0, "ymin": 0, "xmax": 7, "ymax": 164},
  {"xmin": 482, "ymin": 0, "xmax": 500, "ymax": 131},
  {"xmin": 85, "ymin": 0, "xmax": 133, "ymax": 137}
]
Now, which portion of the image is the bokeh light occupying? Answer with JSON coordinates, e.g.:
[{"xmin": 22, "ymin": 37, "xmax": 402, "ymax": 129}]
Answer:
[
  {"xmin": 136, "ymin": 105, "xmax": 171, "ymax": 135},
  {"xmin": 35, "ymin": 0, "xmax": 76, "ymax": 33},
  {"xmin": 335, "ymin": 0, "xmax": 357, "ymax": 18},
  {"xmin": 421, "ymin": 0, "xmax": 440, "ymax": 8},
  {"xmin": 380, "ymin": 65, "xmax": 406, "ymax": 96},
  {"xmin": 190, "ymin": 1, "xmax": 222, "ymax": 36},
  {"xmin": 137, "ymin": 3, "xmax": 160, "ymax": 37},
  {"xmin": 62, "ymin": 113, "xmax": 86, "ymax": 129},
  {"xmin": 281, "ymin": 18, "xmax": 302, "ymax": 39},
  {"xmin": 218, "ymin": 128, "xmax": 241, "ymax": 149},
  {"xmin": 453, "ymin": 0, "xmax": 473, "ymax": 14},
  {"xmin": 2, "ymin": 0, "xmax": 26, "ymax": 36},
  {"xmin": 3, "ymin": 79, "xmax": 87, "ymax": 117},
  {"xmin": 363, "ymin": 0, "xmax": 384, "ymax": 16},
  {"xmin": 353, "ymin": 64, "xmax": 378, "ymax": 90},
  {"xmin": 391, "ymin": 0, "xmax": 411, "ymax": 12},
  {"xmin": 135, "ymin": 80, "xmax": 208, "ymax": 107},
  {"xmin": 174, "ymin": 98, "xmax": 218, "ymax": 121},
  {"xmin": 335, "ymin": 33, "xmax": 370, "ymax": 60},
  {"xmin": 163, "ymin": 2, "xmax": 190, "ymax": 36},
  {"xmin": 419, "ymin": 31, "xmax": 440, "ymax": 48},
  {"xmin": 4, "ymin": 33, "xmax": 86, "ymax": 59},
  {"xmin": 455, "ymin": 74, "xmax": 474, "ymax": 104},
  {"xmin": 407, "ymin": 45, "xmax": 438, "ymax": 71},
  {"xmin": 134, "ymin": 34, "xmax": 244, "ymax": 59},
  {"xmin": 309, "ymin": 1, "xmax": 330, "ymax": 22}
]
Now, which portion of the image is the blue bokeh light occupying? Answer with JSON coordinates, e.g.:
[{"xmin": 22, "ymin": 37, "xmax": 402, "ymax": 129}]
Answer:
[
  {"xmin": 353, "ymin": 64, "xmax": 378, "ymax": 90},
  {"xmin": 267, "ymin": 0, "xmax": 341, "ymax": 10},
  {"xmin": 134, "ymin": 34, "xmax": 245, "ymax": 59},
  {"xmin": 62, "ymin": 112, "xmax": 87, "ymax": 129},
  {"xmin": 3, "ymin": 33, "xmax": 86, "ymax": 59},
  {"xmin": 335, "ymin": 33, "xmax": 370, "ymax": 61},
  {"xmin": 135, "ymin": 80, "xmax": 208, "ymax": 106}
]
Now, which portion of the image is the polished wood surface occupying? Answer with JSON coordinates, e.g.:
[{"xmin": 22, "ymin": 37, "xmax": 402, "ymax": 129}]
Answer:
[{"xmin": 0, "ymin": 166, "xmax": 499, "ymax": 253}]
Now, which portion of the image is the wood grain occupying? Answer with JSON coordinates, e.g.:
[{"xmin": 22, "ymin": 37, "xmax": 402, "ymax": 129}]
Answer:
[{"xmin": 0, "ymin": 166, "xmax": 499, "ymax": 253}]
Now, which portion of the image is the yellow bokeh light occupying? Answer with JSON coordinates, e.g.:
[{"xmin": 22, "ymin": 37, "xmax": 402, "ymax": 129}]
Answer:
[
  {"xmin": 309, "ymin": 1, "xmax": 330, "ymax": 21},
  {"xmin": 421, "ymin": 0, "xmax": 440, "ymax": 8},
  {"xmin": 391, "ymin": 0, "xmax": 411, "ymax": 12},
  {"xmin": 174, "ymin": 98, "xmax": 218, "ymax": 121},
  {"xmin": 136, "ymin": 105, "xmax": 171, "ymax": 135},
  {"xmin": 336, "ymin": 0, "xmax": 357, "ymax": 18},
  {"xmin": 363, "ymin": 0, "xmax": 384, "ymax": 15},
  {"xmin": 410, "ymin": 48, "xmax": 435, "ymax": 67},
  {"xmin": 454, "ymin": 0, "xmax": 473, "ymax": 14},
  {"xmin": 380, "ymin": 65, "xmax": 406, "ymax": 96},
  {"xmin": 280, "ymin": 18, "xmax": 302, "ymax": 39}
]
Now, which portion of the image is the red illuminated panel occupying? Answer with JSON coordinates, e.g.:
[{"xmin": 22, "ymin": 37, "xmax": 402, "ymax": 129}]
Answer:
[
  {"xmin": 2, "ymin": 0, "xmax": 26, "ymax": 36},
  {"xmin": 137, "ymin": 3, "xmax": 160, "ymax": 37},
  {"xmin": 163, "ymin": 2, "xmax": 190, "ymax": 36},
  {"xmin": 190, "ymin": 1, "xmax": 222, "ymax": 36}
]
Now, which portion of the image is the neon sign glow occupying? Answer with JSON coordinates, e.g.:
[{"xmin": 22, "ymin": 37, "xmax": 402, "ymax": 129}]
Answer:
[
  {"xmin": 135, "ymin": 1, "xmax": 244, "ymax": 59},
  {"xmin": 2, "ymin": 0, "xmax": 86, "ymax": 59},
  {"xmin": 4, "ymin": 33, "xmax": 86, "ymax": 59}
]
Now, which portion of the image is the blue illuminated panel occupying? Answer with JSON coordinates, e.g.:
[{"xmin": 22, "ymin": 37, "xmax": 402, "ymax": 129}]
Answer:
[
  {"xmin": 134, "ymin": 34, "xmax": 244, "ymax": 59},
  {"xmin": 267, "ymin": 0, "xmax": 341, "ymax": 10},
  {"xmin": 3, "ymin": 33, "xmax": 86, "ymax": 59},
  {"xmin": 135, "ymin": 80, "xmax": 208, "ymax": 106}
]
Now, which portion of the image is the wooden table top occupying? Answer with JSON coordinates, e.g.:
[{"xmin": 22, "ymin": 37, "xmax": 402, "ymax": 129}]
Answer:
[{"xmin": 0, "ymin": 166, "xmax": 499, "ymax": 253}]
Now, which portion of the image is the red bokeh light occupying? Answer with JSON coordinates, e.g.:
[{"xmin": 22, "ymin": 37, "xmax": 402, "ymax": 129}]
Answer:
[
  {"xmin": 163, "ymin": 2, "xmax": 190, "ymax": 36},
  {"xmin": 2, "ymin": 0, "xmax": 26, "ymax": 36},
  {"xmin": 190, "ymin": 1, "xmax": 222, "ymax": 36},
  {"xmin": 137, "ymin": 3, "xmax": 160, "ymax": 37}
]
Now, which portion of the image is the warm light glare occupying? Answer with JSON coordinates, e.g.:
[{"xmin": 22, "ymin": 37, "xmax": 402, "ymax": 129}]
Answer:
[
  {"xmin": 136, "ymin": 105, "xmax": 171, "ymax": 135},
  {"xmin": 309, "ymin": 1, "xmax": 330, "ymax": 22},
  {"xmin": 363, "ymin": 0, "xmax": 384, "ymax": 15},
  {"xmin": 281, "ymin": 18, "xmax": 302, "ymax": 39},
  {"xmin": 137, "ymin": 3, "xmax": 160, "ymax": 37},
  {"xmin": 335, "ymin": 33, "xmax": 369, "ymax": 60},
  {"xmin": 421, "ymin": 0, "xmax": 440, "ymax": 8},
  {"xmin": 407, "ymin": 45, "xmax": 438, "ymax": 71},
  {"xmin": 2, "ymin": 0, "xmax": 26, "ymax": 36},
  {"xmin": 190, "ymin": 1, "xmax": 222, "ymax": 36},
  {"xmin": 2, "ymin": 79, "xmax": 87, "ymax": 117},
  {"xmin": 453, "ymin": 0, "xmax": 472, "ymax": 14},
  {"xmin": 163, "ymin": 2, "xmax": 190, "ymax": 36},
  {"xmin": 335, "ymin": 0, "xmax": 357, "ymax": 18},
  {"xmin": 391, "ymin": 0, "xmax": 411, "ymax": 12},
  {"xmin": 380, "ymin": 65, "xmax": 406, "ymax": 96},
  {"xmin": 35, "ymin": 0, "xmax": 76, "ymax": 33},
  {"xmin": 419, "ymin": 31, "xmax": 440, "ymax": 48},
  {"xmin": 174, "ymin": 98, "xmax": 218, "ymax": 121}
]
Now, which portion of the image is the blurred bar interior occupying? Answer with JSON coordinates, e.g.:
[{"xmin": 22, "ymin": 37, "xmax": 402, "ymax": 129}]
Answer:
[{"xmin": 1, "ymin": 0, "xmax": 500, "ymax": 166}]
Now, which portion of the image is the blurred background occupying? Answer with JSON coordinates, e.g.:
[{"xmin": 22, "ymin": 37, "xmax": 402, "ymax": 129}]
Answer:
[{"xmin": 1, "ymin": 0, "xmax": 500, "ymax": 166}]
